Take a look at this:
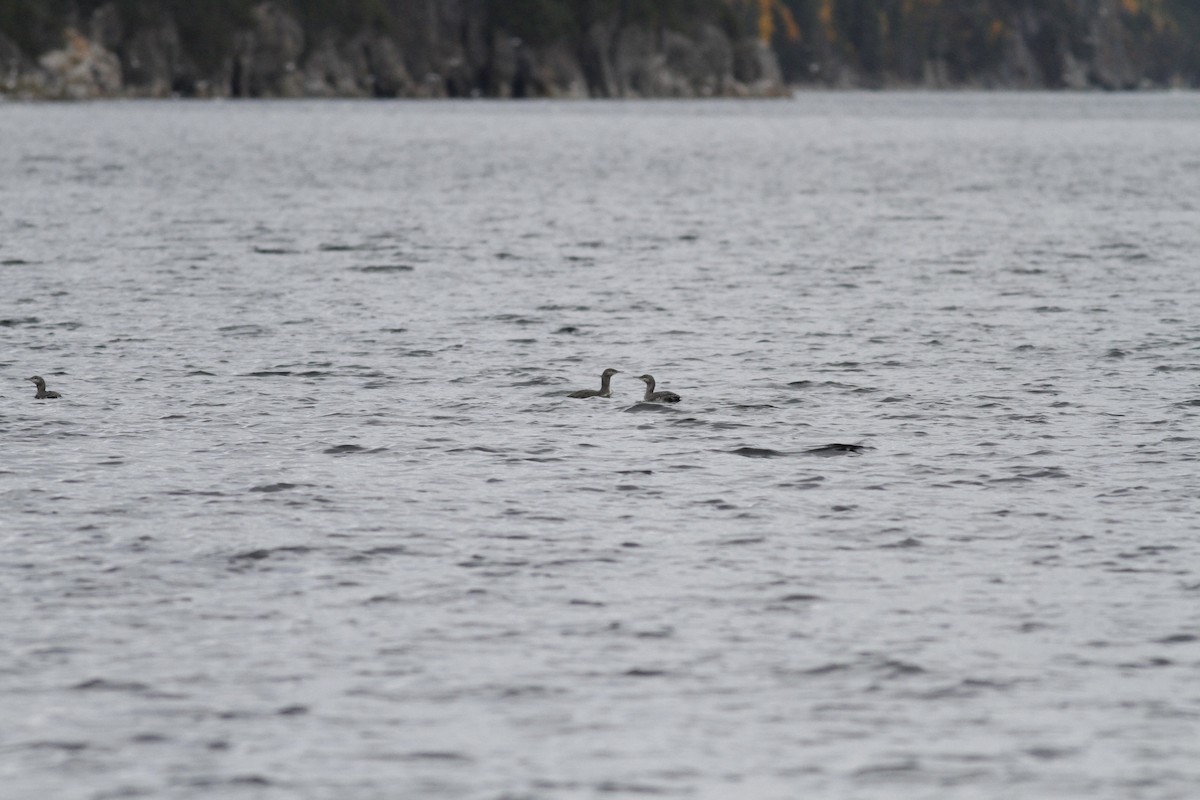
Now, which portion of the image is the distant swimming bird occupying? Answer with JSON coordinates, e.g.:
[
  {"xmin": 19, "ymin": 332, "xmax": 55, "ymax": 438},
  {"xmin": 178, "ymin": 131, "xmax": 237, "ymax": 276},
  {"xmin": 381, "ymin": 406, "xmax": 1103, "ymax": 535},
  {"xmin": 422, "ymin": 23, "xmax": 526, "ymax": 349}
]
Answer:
[
  {"xmin": 636, "ymin": 374, "xmax": 680, "ymax": 403},
  {"xmin": 28, "ymin": 375, "xmax": 61, "ymax": 399},
  {"xmin": 569, "ymin": 368, "xmax": 619, "ymax": 398}
]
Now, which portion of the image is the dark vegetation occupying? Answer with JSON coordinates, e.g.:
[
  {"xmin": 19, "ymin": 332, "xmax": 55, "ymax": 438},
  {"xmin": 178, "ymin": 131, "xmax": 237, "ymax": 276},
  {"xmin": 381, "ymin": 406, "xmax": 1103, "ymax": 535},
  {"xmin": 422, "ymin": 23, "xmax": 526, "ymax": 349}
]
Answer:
[
  {"xmin": 483, "ymin": 0, "xmax": 740, "ymax": 43},
  {"xmin": 769, "ymin": 0, "xmax": 1199, "ymax": 86},
  {"xmin": 1, "ymin": 0, "xmax": 1196, "ymax": 89}
]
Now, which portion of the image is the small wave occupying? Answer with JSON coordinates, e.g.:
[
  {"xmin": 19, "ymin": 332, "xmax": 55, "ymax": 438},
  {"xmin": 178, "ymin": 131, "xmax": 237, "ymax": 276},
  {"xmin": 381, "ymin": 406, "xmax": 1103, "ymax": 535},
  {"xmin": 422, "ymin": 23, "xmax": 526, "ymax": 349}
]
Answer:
[
  {"xmin": 220, "ymin": 324, "xmax": 269, "ymax": 337},
  {"xmin": 323, "ymin": 444, "xmax": 388, "ymax": 455},
  {"xmin": 399, "ymin": 751, "xmax": 474, "ymax": 762},
  {"xmin": 778, "ymin": 593, "xmax": 821, "ymax": 603},
  {"xmin": 880, "ymin": 537, "xmax": 922, "ymax": 548},
  {"xmin": 623, "ymin": 402, "xmax": 679, "ymax": 413},
  {"xmin": 802, "ymin": 443, "xmax": 868, "ymax": 456},
  {"xmin": 24, "ymin": 740, "xmax": 90, "ymax": 752},
  {"xmin": 352, "ymin": 264, "xmax": 414, "ymax": 273},
  {"xmin": 729, "ymin": 446, "xmax": 787, "ymax": 458},
  {"xmin": 320, "ymin": 242, "xmax": 387, "ymax": 252},
  {"xmin": 229, "ymin": 546, "xmax": 314, "ymax": 562},
  {"xmin": 72, "ymin": 678, "xmax": 154, "ymax": 693},
  {"xmin": 623, "ymin": 668, "xmax": 670, "ymax": 678},
  {"xmin": 786, "ymin": 380, "xmax": 861, "ymax": 391},
  {"xmin": 249, "ymin": 482, "xmax": 304, "ymax": 493}
]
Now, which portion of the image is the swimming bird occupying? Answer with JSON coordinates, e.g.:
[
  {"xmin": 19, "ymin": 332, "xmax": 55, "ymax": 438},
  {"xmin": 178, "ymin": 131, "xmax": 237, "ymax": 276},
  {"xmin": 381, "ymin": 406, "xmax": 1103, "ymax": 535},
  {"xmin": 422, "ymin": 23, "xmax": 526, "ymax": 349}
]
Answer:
[
  {"xmin": 636, "ymin": 374, "xmax": 680, "ymax": 403},
  {"xmin": 28, "ymin": 375, "xmax": 61, "ymax": 399},
  {"xmin": 569, "ymin": 368, "xmax": 619, "ymax": 398}
]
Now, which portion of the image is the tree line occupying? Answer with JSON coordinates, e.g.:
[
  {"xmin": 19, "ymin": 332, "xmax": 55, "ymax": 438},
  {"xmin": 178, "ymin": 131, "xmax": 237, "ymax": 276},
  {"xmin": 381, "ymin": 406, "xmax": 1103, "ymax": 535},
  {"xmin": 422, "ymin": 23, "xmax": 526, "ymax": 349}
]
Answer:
[
  {"xmin": 2, "ymin": 0, "xmax": 1196, "ymax": 86},
  {"xmin": 769, "ymin": 0, "xmax": 1198, "ymax": 85}
]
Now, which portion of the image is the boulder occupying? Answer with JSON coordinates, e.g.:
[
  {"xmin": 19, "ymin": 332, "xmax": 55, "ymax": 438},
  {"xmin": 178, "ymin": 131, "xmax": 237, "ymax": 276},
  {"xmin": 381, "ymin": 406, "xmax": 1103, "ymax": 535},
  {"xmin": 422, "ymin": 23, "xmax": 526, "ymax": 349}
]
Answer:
[
  {"xmin": 692, "ymin": 24, "xmax": 735, "ymax": 96},
  {"xmin": 38, "ymin": 29, "xmax": 123, "ymax": 99},
  {"xmin": 303, "ymin": 36, "xmax": 368, "ymax": 97},
  {"xmin": 615, "ymin": 27, "xmax": 666, "ymax": 96},
  {"xmin": 361, "ymin": 34, "xmax": 415, "ymax": 97},
  {"xmin": 535, "ymin": 43, "xmax": 589, "ymax": 98}
]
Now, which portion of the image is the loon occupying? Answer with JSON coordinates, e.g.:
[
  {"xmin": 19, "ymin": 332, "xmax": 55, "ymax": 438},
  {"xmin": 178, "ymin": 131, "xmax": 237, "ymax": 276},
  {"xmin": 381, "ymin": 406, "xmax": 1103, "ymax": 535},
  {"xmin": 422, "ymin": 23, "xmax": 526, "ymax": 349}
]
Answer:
[
  {"xmin": 636, "ymin": 374, "xmax": 680, "ymax": 403},
  {"xmin": 28, "ymin": 375, "xmax": 61, "ymax": 399},
  {"xmin": 569, "ymin": 368, "xmax": 619, "ymax": 398}
]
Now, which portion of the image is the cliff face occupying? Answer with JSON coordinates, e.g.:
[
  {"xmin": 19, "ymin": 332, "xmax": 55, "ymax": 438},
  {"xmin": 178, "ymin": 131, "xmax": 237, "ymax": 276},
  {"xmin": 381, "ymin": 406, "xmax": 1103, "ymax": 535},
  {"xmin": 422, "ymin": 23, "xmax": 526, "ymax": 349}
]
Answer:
[
  {"xmin": 0, "ymin": 0, "xmax": 786, "ymax": 99},
  {"xmin": 0, "ymin": 0, "xmax": 1195, "ymax": 99},
  {"xmin": 774, "ymin": 0, "xmax": 1198, "ymax": 90}
]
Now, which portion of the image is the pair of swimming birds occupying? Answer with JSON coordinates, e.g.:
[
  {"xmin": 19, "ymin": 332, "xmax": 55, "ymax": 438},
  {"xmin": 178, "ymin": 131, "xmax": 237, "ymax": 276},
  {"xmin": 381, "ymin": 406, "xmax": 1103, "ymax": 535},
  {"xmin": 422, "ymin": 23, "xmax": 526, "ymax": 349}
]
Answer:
[{"xmin": 569, "ymin": 368, "xmax": 680, "ymax": 403}]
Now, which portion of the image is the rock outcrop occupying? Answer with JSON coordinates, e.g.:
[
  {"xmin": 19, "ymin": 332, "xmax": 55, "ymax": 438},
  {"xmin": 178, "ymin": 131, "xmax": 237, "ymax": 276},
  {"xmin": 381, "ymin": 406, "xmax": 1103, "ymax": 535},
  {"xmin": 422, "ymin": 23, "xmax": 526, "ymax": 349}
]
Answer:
[
  {"xmin": 0, "ymin": 1, "xmax": 784, "ymax": 99},
  {"xmin": 776, "ymin": 0, "xmax": 1195, "ymax": 90},
  {"xmin": 36, "ymin": 28, "xmax": 122, "ymax": 99},
  {"xmin": 0, "ymin": 0, "xmax": 1194, "ymax": 99}
]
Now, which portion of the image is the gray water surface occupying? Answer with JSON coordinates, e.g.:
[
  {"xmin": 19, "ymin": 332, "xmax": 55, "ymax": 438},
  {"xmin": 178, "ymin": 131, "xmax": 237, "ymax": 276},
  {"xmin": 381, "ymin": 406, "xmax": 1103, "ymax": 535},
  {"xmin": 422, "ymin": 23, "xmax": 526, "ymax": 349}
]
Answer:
[{"xmin": 2, "ymin": 94, "xmax": 1200, "ymax": 799}]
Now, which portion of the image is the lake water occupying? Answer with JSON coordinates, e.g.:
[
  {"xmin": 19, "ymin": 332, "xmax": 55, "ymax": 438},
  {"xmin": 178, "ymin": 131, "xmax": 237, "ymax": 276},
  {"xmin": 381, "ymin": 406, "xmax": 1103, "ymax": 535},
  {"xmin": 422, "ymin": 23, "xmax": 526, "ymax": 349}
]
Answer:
[{"xmin": 2, "ymin": 93, "xmax": 1199, "ymax": 799}]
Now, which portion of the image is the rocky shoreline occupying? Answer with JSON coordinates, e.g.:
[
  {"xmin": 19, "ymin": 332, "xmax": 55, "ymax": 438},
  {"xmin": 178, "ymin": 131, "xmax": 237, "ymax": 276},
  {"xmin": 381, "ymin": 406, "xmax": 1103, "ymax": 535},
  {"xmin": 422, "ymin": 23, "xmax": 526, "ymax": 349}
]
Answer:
[
  {"xmin": 0, "ymin": 1, "xmax": 786, "ymax": 100},
  {"xmin": 1, "ymin": 0, "xmax": 1195, "ymax": 100}
]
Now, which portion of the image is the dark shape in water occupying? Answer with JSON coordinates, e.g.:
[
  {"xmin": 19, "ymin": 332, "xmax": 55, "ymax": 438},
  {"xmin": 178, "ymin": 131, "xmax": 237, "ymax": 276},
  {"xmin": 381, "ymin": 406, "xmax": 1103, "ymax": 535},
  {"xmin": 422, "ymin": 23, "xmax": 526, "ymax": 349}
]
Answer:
[
  {"xmin": 636, "ymin": 374, "xmax": 681, "ymax": 403},
  {"xmin": 623, "ymin": 402, "xmax": 677, "ymax": 413},
  {"xmin": 324, "ymin": 444, "xmax": 367, "ymax": 454},
  {"xmin": 28, "ymin": 375, "xmax": 61, "ymax": 399},
  {"xmin": 354, "ymin": 264, "xmax": 414, "ymax": 273},
  {"xmin": 569, "ymin": 368, "xmax": 618, "ymax": 398},
  {"xmin": 803, "ymin": 443, "xmax": 867, "ymax": 456},
  {"xmin": 731, "ymin": 446, "xmax": 786, "ymax": 458}
]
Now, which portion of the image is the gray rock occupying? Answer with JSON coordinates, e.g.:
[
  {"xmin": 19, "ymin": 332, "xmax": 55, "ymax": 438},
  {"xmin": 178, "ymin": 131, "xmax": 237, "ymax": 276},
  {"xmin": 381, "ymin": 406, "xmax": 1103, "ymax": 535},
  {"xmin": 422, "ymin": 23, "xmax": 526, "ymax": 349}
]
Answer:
[
  {"xmin": 531, "ymin": 43, "xmax": 589, "ymax": 99},
  {"xmin": 614, "ymin": 26, "xmax": 661, "ymax": 97},
  {"xmin": 361, "ymin": 34, "xmax": 415, "ymax": 97},
  {"xmin": 693, "ymin": 24, "xmax": 735, "ymax": 96},
  {"xmin": 38, "ymin": 29, "xmax": 123, "ymax": 99},
  {"xmin": 303, "ymin": 36, "xmax": 368, "ymax": 98},
  {"xmin": 232, "ymin": 2, "xmax": 305, "ymax": 97},
  {"xmin": 1088, "ymin": 0, "xmax": 1142, "ymax": 89},
  {"xmin": 488, "ymin": 33, "xmax": 518, "ymax": 97},
  {"xmin": 580, "ymin": 22, "xmax": 619, "ymax": 97}
]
